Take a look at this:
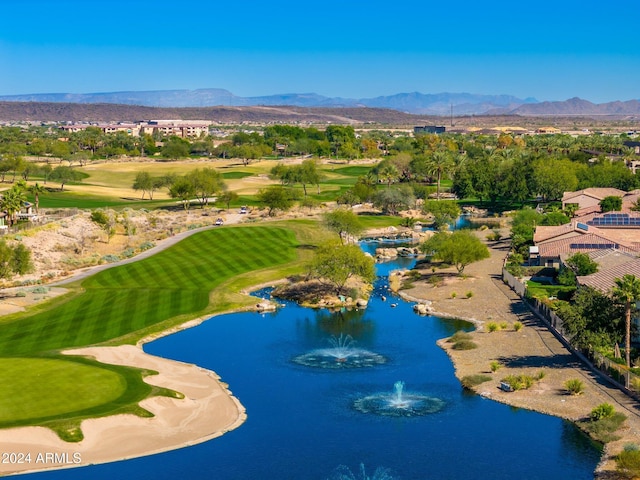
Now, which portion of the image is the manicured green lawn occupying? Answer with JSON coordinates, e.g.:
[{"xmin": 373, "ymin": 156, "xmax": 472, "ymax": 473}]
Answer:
[
  {"xmin": 0, "ymin": 226, "xmax": 299, "ymax": 355},
  {"xmin": 0, "ymin": 356, "xmax": 179, "ymax": 441},
  {"xmin": 357, "ymin": 214, "xmax": 405, "ymax": 229},
  {"xmin": 526, "ymin": 280, "xmax": 576, "ymax": 300},
  {"xmin": 33, "ymin": 191, "xmax": 175, "ymax": 210},
  {"xmin": 220, "ymin": 171, "xmax": 254, "ymax": 179},
  {"xmin": 0, "ymin": 358, "xmax": 126, "ymax": 422},
  {"xmin": 0, "ymin": 224, "xmax": 305, "ymax": 439}
]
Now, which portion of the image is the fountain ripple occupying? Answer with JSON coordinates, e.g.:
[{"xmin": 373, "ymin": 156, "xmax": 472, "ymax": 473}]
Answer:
[
  {"xmin": 292, "ymin": 334, "xmax": 387, "ymax": 369},
  {"xmin": 354, "ymin": 381, "xmax": 445, "ymax": 417}
]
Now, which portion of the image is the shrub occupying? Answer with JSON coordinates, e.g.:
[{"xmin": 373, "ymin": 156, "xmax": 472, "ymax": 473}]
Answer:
[
  {"xmin": 461, "ymin": 374, "xmax": 492, "ymax": 389},
  {"xmin": 490, "ymin": 361, "xmax": 501, "ymax": 373},
  {"xmin": 617, "ymin": 449, "xmax": 640, "ymax": 479},
  {"xmin": 487, "ymin": 322, "xmax": 499, "ymax": 332},
  {"xmin": 139, "ymin": 241, "xmax": 155, "ymax": 251},
  {"xmin": 100, "ymin": 254, "xmax": 120, "ymax": 263},
  {"xmin": 30, "ymin": 286, "xmax": 49, "ymax": 294},
  {"xmin": 465, "ymin": 291, "xmax": 473, "ymax": 299},
  {"xmin": 591, "ymin": 403, "xmax": 615, "ymax": 421},
  {"xmin": 580, "ymin": 412, "xmax": 627, "ymax": 443},
  {"xmin": 15, "ymin": 290, "xmax": 26, "ymax": 297},
  {"xmin": 450, "ymin": 292, "xmax": 457, "ymax": 299},
  {"xmin": 513, "ymin": 321, "xmax": 523, "ymax": 332},
  {"xmin": 121, "ymin": 248, "xmax": 136, "ymax": 258},
  {"xmin": 452, "ymin": 340, "xmax": 478, "ymax": 350},
  {"xmin": 487, "ymin": 230, "xmax": 501, "ymax": 241},
  {"xmin": 500, "ymin": 321, "xmax": 508, "ymax": 330},
  {"xmin": 448, "ymin": 331, "xmax": 472, "ymax": 343},
  {"xmin": 564, "ymin": 379, "xmax": 585, "ymax": 395},
  {"xmin": 501, "ymin": 374, "xmax": 534, "ymax": 391},
  {"xmin": 536, "ymin": 370, "xmax": 546, "ymax": 380}
]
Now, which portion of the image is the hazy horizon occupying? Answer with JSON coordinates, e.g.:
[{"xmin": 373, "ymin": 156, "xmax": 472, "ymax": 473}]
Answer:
[{"xmin": 1, "ymin": 0, "xmax": 638, "ymax": 104}]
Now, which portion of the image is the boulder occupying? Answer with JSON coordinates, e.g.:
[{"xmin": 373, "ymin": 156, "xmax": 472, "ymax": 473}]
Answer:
[
  {"xmin": 413, "ymin": 302, "xmax": 433, "ymax": 315},
  {"xmin": 256, "ymin": 302, "xmax": 276, "ymax": 312}
]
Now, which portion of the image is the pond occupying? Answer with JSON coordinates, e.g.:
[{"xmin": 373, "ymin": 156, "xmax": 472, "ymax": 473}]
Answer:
[{"xmin": 34, "ymin": 244, "xmax": 601, "ymax": 480}]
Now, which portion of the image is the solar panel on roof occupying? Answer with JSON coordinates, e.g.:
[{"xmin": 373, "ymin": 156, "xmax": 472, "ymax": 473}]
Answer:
[{"xmin": 576, "ymin": 223, "xmax": 589, "ymax": 231}]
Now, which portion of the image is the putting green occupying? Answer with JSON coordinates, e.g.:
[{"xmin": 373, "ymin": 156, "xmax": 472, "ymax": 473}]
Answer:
[{"xmin": 0, "ymin": 358, "xmax": 126, "ymax": 422}]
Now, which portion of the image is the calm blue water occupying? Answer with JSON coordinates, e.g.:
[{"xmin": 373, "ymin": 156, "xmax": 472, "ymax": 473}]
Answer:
[{"xmin": 34, "ymin": 243, "xmax": 601, "ymax": 480}]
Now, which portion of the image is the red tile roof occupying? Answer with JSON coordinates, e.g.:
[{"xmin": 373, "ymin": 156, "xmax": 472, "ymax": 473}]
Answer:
[{"xmin": 577, "ymin": 258, "xmax": 640, "ymax": 293}]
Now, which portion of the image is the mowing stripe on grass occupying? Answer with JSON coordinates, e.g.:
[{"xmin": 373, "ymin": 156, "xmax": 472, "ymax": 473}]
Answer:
[{"xmin": 0, "ymin": 226, "xmax": 298, "ymax": 355}]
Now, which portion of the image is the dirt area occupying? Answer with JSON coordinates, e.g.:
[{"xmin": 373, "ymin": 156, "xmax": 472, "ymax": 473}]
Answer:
[{"xmin": 396, "ymin": 227, "xmax": 640, "ymax": 478}]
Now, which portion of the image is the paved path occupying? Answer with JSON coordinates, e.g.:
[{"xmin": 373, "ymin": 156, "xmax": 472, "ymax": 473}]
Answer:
[{"xmin": 492, "ymin": 276, "xmax": 640, "ymax": 422}]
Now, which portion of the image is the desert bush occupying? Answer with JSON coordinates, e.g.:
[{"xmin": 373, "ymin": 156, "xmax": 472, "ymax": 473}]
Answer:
[
  {"xmin": 100, "ymin": 254, "xmax": 120, "ymax": 264},
  {"xmin": 452, "ymin": 340, "xmax": 478, "ymax": 350},
  {"xmin": 500, "ymin": 321, "xmax": 508, "ymax": 330},
  {"xmin": 490, "ymin": 361, "xmax": 501, "ymax": 373},
  {"xmin": 501, "ymin": 374, "xmax": 534, "ymax": 391},
  {"xmin": 487, "ymin": 229, "xmax": 501, "ymax": 241},
  {"xmin": 580, "ymin": 411, "xmax": 627, "ymax": 443},
  {"xmin": 536, "ymin": 370, "xmax": 546, "ymax": 380},
  {"xmin": 564, "ymin": 379, "xmax": 585, "ymax": 395},
  {"xmin": 121, "ymin": 248, "xmax": 136, "ymax": 258},
  {"xmin": 461, "ymin": 374, "xmax": 491, "ymax": 389},
  {"xmin": 487, "ymin": 322, "xmax": 499, "ymax": 332},
  {"xmin": 513, "ymin": 321, "xmax": 523, "ymax": 332},
  {"xmin": 15, "ymin": 290, "xmax": 26, "ymax": 297},
  {"xmin": 407, "ymin": 269, "xmax": 422, "ymax": 280},
  {"xmin": 448, "ymin": 331, "xmax": 472, "ymax": 343},
  {"xmin": 465, "ymin": 291, "xmax": 473, "ymax": 299},
  {"xmin": 591, "ymin": 403, "xmax": 615, "ymax": 421},
  {"xmin": 450, "ymin": 292, "xmax": 457, "ymax": 299},
  {"xmin": 617, "ymin": 448, "xmax": 640, "ymax": 479},
  {"xmin": 30, "ymin": 286, "xmax": 49, "ymax": 294}
]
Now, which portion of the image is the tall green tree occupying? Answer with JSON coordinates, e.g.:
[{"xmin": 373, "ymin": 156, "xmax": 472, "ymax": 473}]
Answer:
[
  {"xmin": 49, "ymin": 166, "xmax": 83, "ymax": 191},
  {"xmin": 217, "ymin": 191, "xmax": 239, "ymax": 210},
  {"xmin": 323, "ymin": 208, "xmax": 364, "ymax": 244},
  {"xmin": 426, "ymin": 149, "xmax": 454, "ymax": 200},
  {"xmin": 599, "ymin": 196, "xmax": 623, "ymax": 212},
  {"xmin": 169, "ymin": 177, "xmax": 196, "ymax": 210},
  {"xmin": 421, "ymin": 230, "xmax": 490, "ymax": 274},
  {"xmin": 0, "ymin": 240, "xmax": 33, "ymax": 278},
  {"xmin": 161, "ymin": 136, "xmax": 191, "ymax": 160},
  {"xmin": 612, "ymin": 274, "xmax": 640, "ymax": 373},
  {"xmin": 309, "ymin": 241, "xmax": 375, "ymax": 295},
  {"xmin": 422, "ymin": 200, "xmax": 461, "ymax": 230},
  {"xmin": 257, "ymin": 185, "xmax": 296, "ymax": 216},
  {"xmin": 29, "ymin": 182, "xmax": 46, "ymax": 213},
  {"xmin": 186, "ymin": 168, "xmax": 226, "ymax": 207},
  {"xmin": 0, "ymin": 185, "xmax": 26, "ymax": 226}
]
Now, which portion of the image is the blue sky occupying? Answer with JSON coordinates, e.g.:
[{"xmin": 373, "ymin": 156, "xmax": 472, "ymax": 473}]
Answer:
[{"xmin": 0, "ymin": 0, "xmax": 638, "ymax": 103}]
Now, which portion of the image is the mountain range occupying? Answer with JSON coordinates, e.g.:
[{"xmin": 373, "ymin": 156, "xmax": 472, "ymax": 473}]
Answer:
[{"xmin": 0, "ymin": 89, "xmax": 639, "ymax": 116}]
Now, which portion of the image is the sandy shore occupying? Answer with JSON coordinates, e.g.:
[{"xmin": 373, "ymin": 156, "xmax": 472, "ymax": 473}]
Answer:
[
  {"xmin": 0, "ymin": 343, "xmax": 246, "ymax": 476},
  {"xmin": 399, "ymin": 230, "xmax": 640, "ymax": 478}
]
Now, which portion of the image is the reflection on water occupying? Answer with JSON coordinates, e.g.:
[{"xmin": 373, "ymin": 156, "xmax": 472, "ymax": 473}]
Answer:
[{"xmin": 32, "ymin": 238, "xmax": 602, "ymax": 480}]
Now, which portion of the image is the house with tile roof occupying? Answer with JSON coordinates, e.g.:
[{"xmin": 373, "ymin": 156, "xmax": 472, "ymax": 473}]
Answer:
[
  {"xmin": 562, "ymin": 188, "xmax": 627, "ymax": 211},
  {"xmin": 532, "ymin": 221, "xmax": 640, "ymax": 267},
  {"xmin": 576, "ymin": 255, "xmax": 640, "ymax": 341}
]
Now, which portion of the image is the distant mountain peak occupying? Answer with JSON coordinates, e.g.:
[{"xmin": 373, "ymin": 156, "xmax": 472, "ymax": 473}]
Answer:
[{"xmin": 0, "ymin": 89, "xmax": 638, "ymax": 116}]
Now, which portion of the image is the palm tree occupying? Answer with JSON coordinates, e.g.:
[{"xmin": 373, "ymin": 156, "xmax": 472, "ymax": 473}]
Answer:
[
  {"xmin": 612, "ymin": 274, "xmax": 640, "ymax": 380},
  {"xmin": 0, "ymin": 185, "xmax": 26, "ymax": 227},
  {"xmin": 29, "ymin": 182, "xmax": 46, "ymax": 214},
  {"xmin": 426, "ymin": 149, "xmax": 454, "ymax": 200},
  {"xmin": 377, "ymin": 163, "xmax": 398, "ymax": 189}
]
